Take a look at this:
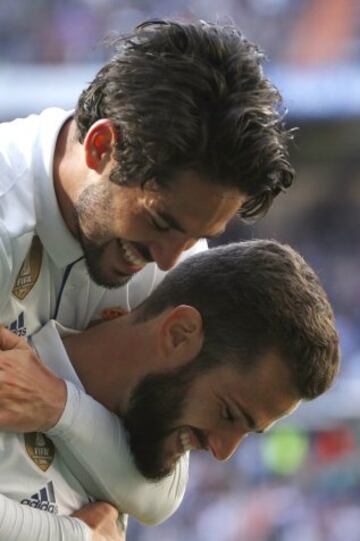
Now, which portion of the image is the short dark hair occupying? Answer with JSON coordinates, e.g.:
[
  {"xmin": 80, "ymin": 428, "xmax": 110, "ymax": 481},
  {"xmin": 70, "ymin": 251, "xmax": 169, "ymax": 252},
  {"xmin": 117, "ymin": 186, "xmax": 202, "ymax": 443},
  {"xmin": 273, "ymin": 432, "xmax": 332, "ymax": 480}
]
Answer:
[
  {"xmin": 75, "ymin": 19, "xmax": 294, "ymax": 222},
  {"xmin": 135, "ymin": 240, "xmax": 339, "ymax": 400}
]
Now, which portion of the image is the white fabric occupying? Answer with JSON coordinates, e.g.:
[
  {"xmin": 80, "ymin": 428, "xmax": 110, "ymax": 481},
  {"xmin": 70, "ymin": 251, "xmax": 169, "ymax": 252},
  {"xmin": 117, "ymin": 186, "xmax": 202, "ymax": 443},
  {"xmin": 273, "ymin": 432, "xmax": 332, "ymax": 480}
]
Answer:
[
  {"xmin": 0, "ymin": 322, "xmax": 93, "ymax": 540},
  {"xmin": 0, "ymin": 493, "xmax": 91, "ymax": 541},
  {"xmin": 37, "ymin": 321, "xmax": 189, "ymax": 525},
  {"xmin": 0, "ymin": 324, "xmax": 188, "ymax": 540},
  {"xmin": 0, "ymin": 109, "xmax": 203, "ymax": 537},
  {"xmin": 0, "ymin": 107, "xmax": 207, "ymax": 334}
]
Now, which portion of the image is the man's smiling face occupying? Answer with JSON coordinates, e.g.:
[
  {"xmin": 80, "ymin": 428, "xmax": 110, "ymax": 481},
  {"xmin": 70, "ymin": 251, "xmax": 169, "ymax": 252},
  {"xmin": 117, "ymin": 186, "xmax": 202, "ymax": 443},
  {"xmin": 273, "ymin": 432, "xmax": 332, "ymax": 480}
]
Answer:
[
  {"xmin": 74, "ymin": 166, "xmax": 244, "ymax": 287},
  {"xmin": 122, "ymin": 350, "xmax": 301, "ymax": 481}
]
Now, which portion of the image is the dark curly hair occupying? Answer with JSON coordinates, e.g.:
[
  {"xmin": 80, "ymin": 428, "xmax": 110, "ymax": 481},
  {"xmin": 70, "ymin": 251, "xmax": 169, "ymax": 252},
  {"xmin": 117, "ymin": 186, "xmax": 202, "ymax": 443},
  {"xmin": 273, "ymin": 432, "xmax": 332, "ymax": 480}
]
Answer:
[{"xmin": 75, "ymin": 19, "xmax": 295, "ymax": 222}]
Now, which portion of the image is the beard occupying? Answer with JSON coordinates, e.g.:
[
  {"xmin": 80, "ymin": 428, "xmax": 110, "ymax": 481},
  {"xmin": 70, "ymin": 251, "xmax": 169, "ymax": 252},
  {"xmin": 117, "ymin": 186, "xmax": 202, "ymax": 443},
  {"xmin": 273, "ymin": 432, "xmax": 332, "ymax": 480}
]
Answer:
[
  {"xmin": 78, "ymin": 233, "xmax": 132, "ymax": 289},
  {"xmin": 122, "ymin": 360, "xmax": 207, "ymax": 481},
  {"xmin": 73, "ymin": 184, "xmax": 132, "ymax": 288}
]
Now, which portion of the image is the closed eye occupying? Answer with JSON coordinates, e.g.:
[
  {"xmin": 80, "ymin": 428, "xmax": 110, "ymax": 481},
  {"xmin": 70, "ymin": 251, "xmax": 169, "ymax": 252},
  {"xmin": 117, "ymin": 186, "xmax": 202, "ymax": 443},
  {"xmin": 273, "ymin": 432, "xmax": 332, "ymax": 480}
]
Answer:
[
  {"xmin": 149, "ymin": 214, "xmax": 171, "ymax": 232},
  {"xmin": 222, "ymin": 400, "xmax": 258, "ymax": 432},
  {"xmin": 223, "ymin": 405, "xmax": 235, "ymax": 423}
]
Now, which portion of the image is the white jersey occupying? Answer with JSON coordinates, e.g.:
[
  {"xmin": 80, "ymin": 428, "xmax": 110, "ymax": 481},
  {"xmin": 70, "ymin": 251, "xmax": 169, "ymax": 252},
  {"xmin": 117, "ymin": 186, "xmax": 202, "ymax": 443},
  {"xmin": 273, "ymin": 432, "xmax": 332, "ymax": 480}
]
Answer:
[
  {"xmin": 38, "ymin": 321, "xmax": 189, "ymax": 525},
  {"xmin": 0, "ymin": 428, "xmax": 89, "ymax": 516},
  {"xmin": 0, "ymin": 320, "xmax": 189, "ymax": 541},
  {"xmin": 0, "ymin": 109, "xmax": 204, "ymax": 538},
  {"xmin": 0, "ymin": 107, "xmax": 206, "ymax": 335}
]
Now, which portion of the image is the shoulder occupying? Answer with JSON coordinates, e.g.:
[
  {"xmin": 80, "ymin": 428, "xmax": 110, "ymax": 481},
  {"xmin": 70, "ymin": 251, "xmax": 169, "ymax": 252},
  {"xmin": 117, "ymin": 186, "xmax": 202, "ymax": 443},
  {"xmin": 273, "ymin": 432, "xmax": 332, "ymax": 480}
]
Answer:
[{"xmin": 0, "ymin": 108, "xmax": 71, "ymax": 196}]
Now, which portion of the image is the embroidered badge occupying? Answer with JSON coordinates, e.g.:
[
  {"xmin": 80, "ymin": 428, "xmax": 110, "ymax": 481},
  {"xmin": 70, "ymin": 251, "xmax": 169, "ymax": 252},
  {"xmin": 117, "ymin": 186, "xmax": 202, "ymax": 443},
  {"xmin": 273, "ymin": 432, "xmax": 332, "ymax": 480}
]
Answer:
[
  {"xmin": 12, "ymin": 236, "xmax": 43, "ymax": 300},
  {"xmin": 24, "ymin": 432, "xmax": 55, "ymax": 472}
]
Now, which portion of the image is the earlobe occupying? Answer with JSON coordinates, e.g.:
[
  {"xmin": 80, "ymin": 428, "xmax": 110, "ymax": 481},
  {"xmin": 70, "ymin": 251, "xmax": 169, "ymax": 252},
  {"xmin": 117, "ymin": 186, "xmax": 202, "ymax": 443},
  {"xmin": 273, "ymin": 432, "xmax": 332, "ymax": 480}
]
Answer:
[
  {"xmin": 162, "ymin": 305, "xmax": 204, "ymax": 367},
  {"xmin": 84, "ymin": 119, "xmax": 116, "ymax": 171}
]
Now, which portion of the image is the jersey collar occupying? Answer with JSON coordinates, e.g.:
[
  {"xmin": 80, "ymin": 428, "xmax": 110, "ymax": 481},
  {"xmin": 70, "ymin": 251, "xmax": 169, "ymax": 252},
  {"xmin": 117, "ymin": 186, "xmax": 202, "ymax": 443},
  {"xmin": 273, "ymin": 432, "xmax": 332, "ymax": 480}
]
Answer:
[{"xmin": 35, "ymin": 108, "xmax": 83, "ymax": 268}]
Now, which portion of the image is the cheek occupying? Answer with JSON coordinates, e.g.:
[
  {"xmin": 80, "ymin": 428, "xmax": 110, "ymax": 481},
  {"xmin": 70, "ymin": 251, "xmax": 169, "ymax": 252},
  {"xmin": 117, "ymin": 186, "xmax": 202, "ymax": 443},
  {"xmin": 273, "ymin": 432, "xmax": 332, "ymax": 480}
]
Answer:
[
  {"xmin": 114, "ymin": 208, "xmax": 148, "ymax": 239},
  {"xmin": 108, "ymin": 193, "xmax": 145, "ymax": 235},
  {"xmin": 182, "ymin": 395, "xmax": 218, "ymax": 428}
]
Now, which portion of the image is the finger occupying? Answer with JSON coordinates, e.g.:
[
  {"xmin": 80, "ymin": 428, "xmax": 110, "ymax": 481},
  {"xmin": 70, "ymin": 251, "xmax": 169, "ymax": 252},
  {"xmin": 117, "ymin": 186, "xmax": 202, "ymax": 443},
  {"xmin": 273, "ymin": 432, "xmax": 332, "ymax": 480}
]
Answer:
[{"xmin": 0, "ymin": 326, "xmax": 28, "ymax": 351}]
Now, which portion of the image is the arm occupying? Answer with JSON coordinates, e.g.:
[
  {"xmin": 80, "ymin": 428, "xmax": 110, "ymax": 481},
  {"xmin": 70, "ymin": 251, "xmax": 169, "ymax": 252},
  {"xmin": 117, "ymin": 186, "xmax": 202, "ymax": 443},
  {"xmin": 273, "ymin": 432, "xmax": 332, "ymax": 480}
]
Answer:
[
  {"xmin": 0, "ymin": 493, "xmax": 124, "ymax": 541},
  {"xmin": 35, "ymin": 321, "xmax": 189, "ymax": 525},
  {"xmin": 0, "ymin": 325, "xmax": 188, "ymax": 525},
  {"xmin": 0, "ymin": 492, "xmax": 90, "ymax": 541},
  {"xmin": 48, "ymin": 380, "xmax": 188, "ymax": 525}
]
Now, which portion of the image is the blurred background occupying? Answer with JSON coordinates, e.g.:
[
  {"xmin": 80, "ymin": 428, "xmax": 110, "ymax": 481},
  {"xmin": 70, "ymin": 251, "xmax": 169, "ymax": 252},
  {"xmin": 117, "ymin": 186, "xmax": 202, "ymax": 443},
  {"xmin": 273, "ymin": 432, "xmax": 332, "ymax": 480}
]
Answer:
[{"xmin": 1, "ymin": 0, "xmax": 360, "ymax": 539}]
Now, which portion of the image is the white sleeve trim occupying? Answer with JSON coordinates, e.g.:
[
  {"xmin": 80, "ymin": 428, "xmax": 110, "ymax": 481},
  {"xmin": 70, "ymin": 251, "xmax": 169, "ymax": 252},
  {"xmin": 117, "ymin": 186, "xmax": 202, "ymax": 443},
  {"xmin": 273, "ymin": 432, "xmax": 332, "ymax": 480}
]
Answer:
[{"xmin": 0, "ymin": 492, "xmax": 91, "ymax": 541}]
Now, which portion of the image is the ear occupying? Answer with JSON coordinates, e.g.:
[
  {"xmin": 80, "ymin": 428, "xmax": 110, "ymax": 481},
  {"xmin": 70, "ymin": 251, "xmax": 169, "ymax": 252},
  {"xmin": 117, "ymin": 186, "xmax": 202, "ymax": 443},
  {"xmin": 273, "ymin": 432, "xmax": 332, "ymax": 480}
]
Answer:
[
  {"xmin": 160, "ymin": 305, "xmax": 204, "ymax": 368},
  {"xmin": 84, "ymin": 119, "xmax": 117, "ymax": 171}
]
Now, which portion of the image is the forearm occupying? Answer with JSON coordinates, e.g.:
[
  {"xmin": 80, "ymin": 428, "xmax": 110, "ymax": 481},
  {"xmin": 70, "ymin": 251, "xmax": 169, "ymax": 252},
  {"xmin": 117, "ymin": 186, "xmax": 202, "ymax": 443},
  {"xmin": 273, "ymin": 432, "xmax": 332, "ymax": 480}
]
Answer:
[
  {"xmin": 0, "ymin": 492, "xmax": 90, "ymax": 541},
  {"xmin": 47, "ymin": 381, "xmax": 188, "ymax": 525},
  {"xmin": 0, "ymin": 323, "xmax": 188, "ymax": 526}
]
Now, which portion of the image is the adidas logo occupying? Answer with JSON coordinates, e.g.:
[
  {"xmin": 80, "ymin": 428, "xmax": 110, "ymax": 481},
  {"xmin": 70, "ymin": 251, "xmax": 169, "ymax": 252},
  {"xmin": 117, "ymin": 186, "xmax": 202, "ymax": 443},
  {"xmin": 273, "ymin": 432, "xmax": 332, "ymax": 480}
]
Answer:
[
  {"xmin": 8, "ymin": 311, "xmax": 27, "ymax": 337},
  {"xmin": 21, "ymin": 481, "xmax": 59, "ymax": 514}
]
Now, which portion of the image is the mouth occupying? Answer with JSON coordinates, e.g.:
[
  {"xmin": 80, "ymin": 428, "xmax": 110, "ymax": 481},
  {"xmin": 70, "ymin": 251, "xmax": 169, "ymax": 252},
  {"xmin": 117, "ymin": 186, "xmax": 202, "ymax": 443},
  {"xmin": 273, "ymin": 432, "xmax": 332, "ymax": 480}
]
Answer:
[
  {"xmin": 155, "ymin": 427, "xmax": 207, "ymax": 477},
  {"xmin": 118, "ymin": 239, "xmax": 148, "ymax": 272},
  {"xmin": 178, "ymin": 427, "xmax": 204, "ymax": 454}
]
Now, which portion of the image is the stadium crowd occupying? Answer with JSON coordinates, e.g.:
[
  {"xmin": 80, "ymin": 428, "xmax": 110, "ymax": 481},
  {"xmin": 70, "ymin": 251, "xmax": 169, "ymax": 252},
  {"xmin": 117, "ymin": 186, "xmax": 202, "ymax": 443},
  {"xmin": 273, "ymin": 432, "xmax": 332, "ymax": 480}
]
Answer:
[{"xmin": 1, "ymin": 0, "xmax": 359, "ymax": 67}]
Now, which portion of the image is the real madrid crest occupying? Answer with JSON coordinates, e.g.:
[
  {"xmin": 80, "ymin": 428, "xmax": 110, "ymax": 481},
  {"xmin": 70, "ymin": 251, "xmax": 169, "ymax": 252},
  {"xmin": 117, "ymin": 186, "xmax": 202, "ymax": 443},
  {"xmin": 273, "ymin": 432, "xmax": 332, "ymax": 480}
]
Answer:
[
  {"xmin": 12, "ymin": 235, "xmax": 43, "ymax": 300},
  {"xmin": 24, "ymin": 432, "xmax": 55, "ymax": 472}
]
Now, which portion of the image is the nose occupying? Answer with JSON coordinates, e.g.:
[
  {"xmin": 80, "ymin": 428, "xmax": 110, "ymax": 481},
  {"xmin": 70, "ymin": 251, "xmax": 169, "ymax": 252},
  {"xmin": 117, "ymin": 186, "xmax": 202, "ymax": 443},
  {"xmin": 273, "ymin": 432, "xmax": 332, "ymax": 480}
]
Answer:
[
  {"xmin": 149, "ymin": 238, "xmax": 197, "ymax": 271},
  {"xmin": 208, "ymin": 429, "xmax": 248, "ymax": 461}
]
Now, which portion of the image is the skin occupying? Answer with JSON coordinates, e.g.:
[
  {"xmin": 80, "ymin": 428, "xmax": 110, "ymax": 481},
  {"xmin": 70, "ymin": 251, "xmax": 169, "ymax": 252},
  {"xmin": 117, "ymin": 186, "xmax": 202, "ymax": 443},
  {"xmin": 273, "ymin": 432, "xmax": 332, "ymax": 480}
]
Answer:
[
  {"xmin": 63, "ymin": 306, "xmax": 301, "ymax": 480},
  {"xmin": 120, "ymin": 351, "xmax": 300, "ymax": 480},
  {"xmin": 156, "ymin": 356, "xmax": 301, "ymax": 467},
  {"xmin": 72, "ymin": 501, "xmax": 124, "ymax": 541},
  {"xmin": 0, "ymin": 309, "xmax": 302, "ymax": 533},
  {"xmin": 53, "ymin": 119, "xmax": 246, "ymax": 287}
]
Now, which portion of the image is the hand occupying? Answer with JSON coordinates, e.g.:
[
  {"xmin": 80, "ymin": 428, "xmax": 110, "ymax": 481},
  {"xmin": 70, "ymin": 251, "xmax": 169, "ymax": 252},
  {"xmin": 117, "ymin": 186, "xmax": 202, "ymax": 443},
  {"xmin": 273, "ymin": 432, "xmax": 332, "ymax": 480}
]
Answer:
[
  {"xmin": 72, "ymin": 501, "xmax": 125, "ymax": 541},
  {"xmin": 0, "ymin": 326, "xmax": 67, "ymax": 431}
]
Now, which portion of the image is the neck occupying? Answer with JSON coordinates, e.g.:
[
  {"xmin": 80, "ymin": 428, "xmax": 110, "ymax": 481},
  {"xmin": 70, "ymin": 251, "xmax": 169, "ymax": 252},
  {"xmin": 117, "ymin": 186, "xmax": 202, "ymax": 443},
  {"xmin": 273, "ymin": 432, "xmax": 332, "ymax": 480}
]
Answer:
[{"xmin": 62, "ymin": 313, "xmax": 159, "ymax": 413}]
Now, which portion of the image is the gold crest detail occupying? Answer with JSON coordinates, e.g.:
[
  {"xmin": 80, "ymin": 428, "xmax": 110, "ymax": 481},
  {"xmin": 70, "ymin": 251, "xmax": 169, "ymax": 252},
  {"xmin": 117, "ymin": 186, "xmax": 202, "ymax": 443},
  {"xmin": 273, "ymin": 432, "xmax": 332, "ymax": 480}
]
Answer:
[
  {"xmin": 12, "ymin": 236, "xmax": 43, "ymax": 300},
  {"xmin": 24, "ymin": 432, "xmax": 55, "ymax": 472}
]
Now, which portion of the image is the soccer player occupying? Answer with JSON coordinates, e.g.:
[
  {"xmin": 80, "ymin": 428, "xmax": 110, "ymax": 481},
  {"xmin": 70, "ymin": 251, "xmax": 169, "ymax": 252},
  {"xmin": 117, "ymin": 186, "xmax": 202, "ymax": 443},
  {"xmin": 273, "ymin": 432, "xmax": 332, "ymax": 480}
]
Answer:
[
  {"xmin": 0, "ymin": 17, "xmax": 294, "ymax": 536},
  {"xmin": 0, "ymin": 241, "xmax": 339, "ymax": 540},
  {"xmin": 0, "ymin": 19, "xmax": 293, "ymax": 337}
]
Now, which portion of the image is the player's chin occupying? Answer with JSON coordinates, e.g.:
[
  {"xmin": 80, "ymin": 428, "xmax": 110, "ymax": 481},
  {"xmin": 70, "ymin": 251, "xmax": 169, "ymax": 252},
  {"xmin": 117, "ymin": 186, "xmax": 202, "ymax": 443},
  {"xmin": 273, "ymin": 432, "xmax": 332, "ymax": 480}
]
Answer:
[
  {"xmin": 136, "ymin": 452, "xmax": 178, "ymax": 482},
  {"xmin": 86, "ymin": 261, "xmax": 133, "ymax": 288},
  {"xmin": 147, "ymin": 463, "xmax": 177, "ymax": 482}
]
